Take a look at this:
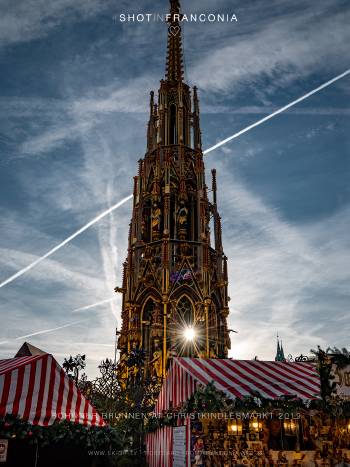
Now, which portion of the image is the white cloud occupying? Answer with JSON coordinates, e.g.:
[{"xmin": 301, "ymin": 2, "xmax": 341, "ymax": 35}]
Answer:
[
  {"xmin": 2, "ymin": 74, "xmax": 153, "ymax": 158},
  {"xmin": 210, "ymin": 158, "xmax": 350, "ymax": 360},
  {"xmin": 20, "ymin": 120, "xmax": 94, "ymax": 156},
  {"xmin": 200, "ymin": 105, "xmax": 350, "ymax": 116},
  {"xmin": 0, "ymin": 246, "xmax": 107, "ymax": 293},
  {"xmin": 0, "ymin": 0, "xmax": 114, "ymax": 47},
  {"xmin": 190, "ymin": 8, "xmax": 350, "ymax": 97}
]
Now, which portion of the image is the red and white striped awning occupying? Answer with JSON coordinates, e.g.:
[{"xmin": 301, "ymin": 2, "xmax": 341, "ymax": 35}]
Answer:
[
  {"xmin": 145, "ymin": 426, "xmax": 174, "ymax": 467},
  {"xmin": 0, "ymin": 354, "xmax": 105, "ymax": 426},
  {"xmin": 155, "ymin": 357, "xmax": 321, "ymax": 413},
  {"xmin": 145, "ymin": 422, "xmax": 192, "ymax": 467}
]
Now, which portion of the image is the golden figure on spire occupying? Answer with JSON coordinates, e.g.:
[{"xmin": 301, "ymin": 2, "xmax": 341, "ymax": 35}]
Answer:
[{"xmin": 116, "ymin": 0, "xmax": 231, "ymax": 381}]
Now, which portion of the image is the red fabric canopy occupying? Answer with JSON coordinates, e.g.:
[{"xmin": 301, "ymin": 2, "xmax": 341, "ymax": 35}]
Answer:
[
  {"xmin": 145, "ymin": 423, "xmax": 192, "ymax": 467},
  {"xmin": 0, "ymin": 354, "xmax": 104, "ymax": 427},
  {"xmin": 155, "ymin": 357, "xmax": 321, "ymax": 413}
]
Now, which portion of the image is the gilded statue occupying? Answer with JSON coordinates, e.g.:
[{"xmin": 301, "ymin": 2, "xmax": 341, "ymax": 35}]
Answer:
[
  {"xmin": 151, "ymin": 202, "xmax": 161, "ymax": 235},
  {"xmin": 177, "ymin": 200, "xmax": 188, "ymax": 228},
  {"xmin": 150, "ymin": 341, "xmax": 163, "ymax": 379},
  {"xmin": 117, "ymin": 353, "xmax": 128, "ymax": 390}
]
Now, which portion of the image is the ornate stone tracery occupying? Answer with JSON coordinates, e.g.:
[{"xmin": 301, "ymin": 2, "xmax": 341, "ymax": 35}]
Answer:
[{"xmin": 116, "ymin": 0, "xmax": 231, "ymax": 381}]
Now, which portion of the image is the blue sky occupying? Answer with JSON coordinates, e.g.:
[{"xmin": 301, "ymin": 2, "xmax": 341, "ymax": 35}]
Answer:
[{"xmin": 0, "ymin": 0, "xmax": 349, "ymax": 377}]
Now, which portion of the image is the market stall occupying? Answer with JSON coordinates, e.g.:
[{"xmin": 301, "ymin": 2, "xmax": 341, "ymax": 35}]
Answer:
[
  {"xmin": 146, "ymin": 357, "xmax": 350, "ymax": 466},
  {"xmin": 0, "ymin": 353, "xmax": 104, "ymax": 426},
  {"xmin": 154, "ymin": 357, "xmax": 321, "ymax": 413},
  {"xmin": 0, "ymin": 353, "xmax": 113, "ymax": 466}
]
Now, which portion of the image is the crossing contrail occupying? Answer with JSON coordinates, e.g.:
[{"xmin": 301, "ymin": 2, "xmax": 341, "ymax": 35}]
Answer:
[
  {"xmin": 0, "ymin": 319, "xmax": 88, "ymax": 345},
  {"xmin": 0, "ymin": 69, "xmax": 349, "ymax": 290},
  {"xmin": 203, "ymin": 68, "xmax": 350, "ymax": 155},
  {"xmin": 71, "ymin": 297, "xmax": 116, "ymax": 313},
  {"xmin": 0, "ymin": 194, "xmax": 133, "ymax": 289},
  {"xmin": 0, "ymin": 300, "xmax": 115, "ymax": 345},
  {"xmin": 14, "ymin": 319, "xmax": 87, "ymax": 340}
]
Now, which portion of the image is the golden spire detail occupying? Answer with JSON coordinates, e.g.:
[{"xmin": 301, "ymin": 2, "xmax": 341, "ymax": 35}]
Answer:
[{"xmin": 165, "ymin": 0, "xmax": 184, "ymax": 82}]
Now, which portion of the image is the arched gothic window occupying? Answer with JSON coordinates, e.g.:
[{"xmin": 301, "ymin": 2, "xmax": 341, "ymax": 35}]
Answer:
[
  {"xmin": 177, "ymin": 296, "xmax": 193, "ymax": 326},
  {"xmin": 169, "ymin": 104, "xmax": 177, "ymax": 144}
]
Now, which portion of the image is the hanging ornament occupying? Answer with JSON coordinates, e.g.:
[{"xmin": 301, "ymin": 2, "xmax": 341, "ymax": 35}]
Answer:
[
  {"xmin": 253, "ymin": 396, "xmax": 262, "ymax": 407},
  {"xmin": 302, "ymin": 398, "xmax": 312, "ymax": 408}
]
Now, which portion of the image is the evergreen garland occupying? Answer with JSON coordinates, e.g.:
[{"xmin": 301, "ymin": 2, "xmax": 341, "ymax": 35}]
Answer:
[
  {"xmin": 0, "ymin": 414, "xmax": 121, "ymax": 450},
  {"xmin": 184, "ymin": 382, "xmax": 227, "ymax": 413},
  {"xmin": 312, "ymin": 346, "xmax": 350, "ymax": 405},
  {"xmin": 145, "ymin": 347, "xmax": 350, "ymax": 433}
]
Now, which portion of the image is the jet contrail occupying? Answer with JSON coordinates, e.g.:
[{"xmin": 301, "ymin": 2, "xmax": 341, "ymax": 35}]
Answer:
[
  {"xmin": 203, "ymin": 68, "xmax": 350, "ymax": 155},
  {"xmin": 0, "ymin": 300, "xmax": 115, "ymax": 345},
  {"xmin": 71, "ymin": 297, "xmax": 116, "ymax": 313},
  {"xmin": 0, "ymin": 69, "xmax": 349, "ymax": 290},
  {"xmin": 14, "ymin": 319, "xmax": 87, "ymax": 341},
  {"xmin": 0, "ymin": 194, "xmax": 133, "ymax": 289},
  {"xmin": 0, "ymin": 320, "xmax": 84, "ymax": 346}
]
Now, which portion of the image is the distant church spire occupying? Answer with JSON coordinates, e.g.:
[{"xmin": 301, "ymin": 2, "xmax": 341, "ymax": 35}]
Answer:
[
  {"xmin": 275, "ymin": 333, "xmax": 286, "ymax": 362},
  {"xmin": 165, "ymin": 0, "xmax": 184, "ymax": 82}
]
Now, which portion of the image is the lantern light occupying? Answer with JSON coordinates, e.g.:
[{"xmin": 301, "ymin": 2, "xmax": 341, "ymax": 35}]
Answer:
[
  {"xmin": 283, "ymin": 419, "xmax": 298, "ymax": 435},
  {"xmin": 228, "ymin": 419, "xmax": 243, "ymax": 435},
  {"xmin": 249, "ymin": 419, "xmax": 262, "ymax": 432}
]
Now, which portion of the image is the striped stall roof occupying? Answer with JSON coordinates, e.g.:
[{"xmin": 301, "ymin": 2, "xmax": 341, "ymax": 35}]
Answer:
[
  {"xmin": 0, "ymin": 354, "xmax": 104, "ymax": 426},
  {"xmin": 155, "ymin": 357, "xmax": 321, "ymax": 413}
]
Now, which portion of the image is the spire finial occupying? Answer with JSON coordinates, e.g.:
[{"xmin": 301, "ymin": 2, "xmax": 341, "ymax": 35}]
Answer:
[
  {"xmin": 165, "ymin": 0, "xmax": 184, "ymax": 82},
  {"xmin": 275, "ymin": 333, "xmax": 286, "ymax": 362},
  {"xmin": 170, "ymin": 0, "xmax": 181, "ymax": 15}
]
